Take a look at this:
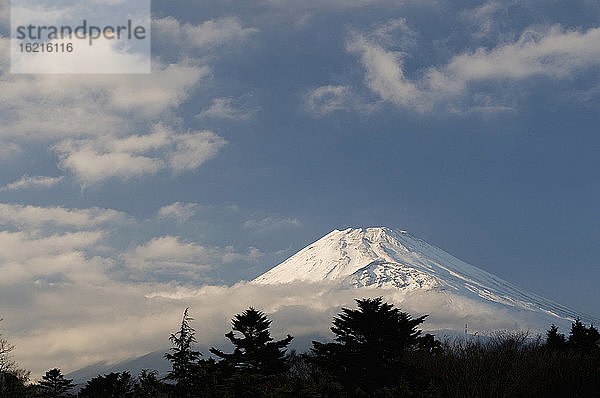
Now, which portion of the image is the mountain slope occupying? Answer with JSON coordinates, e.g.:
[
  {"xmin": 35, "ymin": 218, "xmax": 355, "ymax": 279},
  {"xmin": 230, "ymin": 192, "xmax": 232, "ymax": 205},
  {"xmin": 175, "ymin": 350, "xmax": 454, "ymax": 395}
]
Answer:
[{"xmin": 254, "ymin": 227, "xmax": 596, "ymax": 325}]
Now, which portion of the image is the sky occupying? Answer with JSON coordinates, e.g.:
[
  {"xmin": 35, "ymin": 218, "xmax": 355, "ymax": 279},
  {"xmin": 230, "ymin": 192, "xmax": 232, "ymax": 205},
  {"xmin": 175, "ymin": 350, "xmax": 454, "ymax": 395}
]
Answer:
[{"xmin": 0, "ymin": 0, "xmax": 599, "ymax": 377}]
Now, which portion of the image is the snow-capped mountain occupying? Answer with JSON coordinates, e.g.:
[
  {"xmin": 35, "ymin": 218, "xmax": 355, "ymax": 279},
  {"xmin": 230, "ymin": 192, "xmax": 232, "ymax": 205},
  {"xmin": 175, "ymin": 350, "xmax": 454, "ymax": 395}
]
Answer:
[{"xmin": 254, "ymin": 227, "xmax": 596, "ymax": 326}]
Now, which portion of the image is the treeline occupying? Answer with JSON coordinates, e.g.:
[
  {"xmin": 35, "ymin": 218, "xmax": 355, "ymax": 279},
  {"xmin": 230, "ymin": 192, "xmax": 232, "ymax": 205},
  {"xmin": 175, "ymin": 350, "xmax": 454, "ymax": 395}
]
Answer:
[{"xmin": 1, "ymin": 298, "xmax": 600, "ymax": 397}]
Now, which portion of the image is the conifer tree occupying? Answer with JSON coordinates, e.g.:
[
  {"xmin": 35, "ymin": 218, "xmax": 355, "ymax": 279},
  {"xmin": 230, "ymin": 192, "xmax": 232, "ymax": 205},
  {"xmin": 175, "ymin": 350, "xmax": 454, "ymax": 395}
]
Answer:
[
  {"xmin": 545, "ymin": 324, "xmax": 566, "ymax": 350},
  {"xmin": 210, "ymin": 307, "xmax": 293, "ymax": 376},
  {"xmin": 136, "ymin": 369, "xmax": 169, "ymax": 398},
  {"xmin": 312, "ymin": 297, "xmax": 432, "ymax": 391},
  {"xmin": 165, "ymin": 308, "xmax": 202, "ymax": 397},
  {"xmin": 38, "ymin": 368, "xmax": 75, "ymax": 397},
  {"xmin": 568, "ymin": 318, "xmax": 600, "ymax": 351}
]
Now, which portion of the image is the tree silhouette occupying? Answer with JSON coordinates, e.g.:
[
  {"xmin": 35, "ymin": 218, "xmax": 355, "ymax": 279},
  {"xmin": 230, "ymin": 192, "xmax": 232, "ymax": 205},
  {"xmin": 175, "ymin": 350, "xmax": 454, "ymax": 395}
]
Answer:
[
  {"xmin": 135, "ymin": 369, "xmax": 170, "ymax": 398},
  {"xmin": 1, "ymin": 371, "xmax": 29, "ymax": 397},
  {"xmin": 568, "ymin": 318, "xmax": 600, "ymax": 352},
  {"xmin": 165, "ymin": 308, "xmax": 202, "ymax": 397},
  {"xmin": 0, "ymin": 319, "xmax": 31, "ymax": 396},
  {"xmin": 312, "ymin": 297, "xmax": 432, "ymax": 391},
  {"xmin": 37, "ymin": 368, "xmax": 75, "ymax": 397},
  {"xmin": 79, "ymin": 372, "xmax": 136, "ymax": 397},
  {"xmin": 210, "ymin": 307, "xmax": 293, "ymax": 376},
  {"xmin": 546, "ymin": 324, "xmax": 566, "ymax": 350},
  {"xmin": 0, "ymin": 319, "xmax": 16, "ymax": 373}
]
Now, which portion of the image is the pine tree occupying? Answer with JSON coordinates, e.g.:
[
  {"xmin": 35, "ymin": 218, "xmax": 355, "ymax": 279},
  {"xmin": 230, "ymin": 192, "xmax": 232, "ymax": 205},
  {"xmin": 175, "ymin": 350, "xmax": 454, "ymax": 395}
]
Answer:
[
  {"xmin": 135, "ymin": 369, "xmax": 169, "ymax": 398},
  {"xmin": 165, "ymin": 308, "xmax": 202, "ymax": 397},
  {"xmin": 38, "ymin": 368, "xmax": 75, "ymax": 397},
  {"xmin": 312, "ymin": 297, "xmax": 431, "ymax": 392},
  {"xmin": 210, "ymin": 307, "xmax": 293, "ymax": 376},
  {"xmin": 545, "ymin": 324, "xmax": 566, "ymax": 350},
  {"xmin": 568, "ymin": 318, "xmax": 600, "ymax": 352}
]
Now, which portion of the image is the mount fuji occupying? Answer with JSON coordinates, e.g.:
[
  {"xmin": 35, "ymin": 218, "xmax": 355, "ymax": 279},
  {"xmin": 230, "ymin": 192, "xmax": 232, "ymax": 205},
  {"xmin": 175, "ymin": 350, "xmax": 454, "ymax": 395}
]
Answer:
[{"xmin": 254, "ymin": 227, "xmax": 596, "ymax": 329}]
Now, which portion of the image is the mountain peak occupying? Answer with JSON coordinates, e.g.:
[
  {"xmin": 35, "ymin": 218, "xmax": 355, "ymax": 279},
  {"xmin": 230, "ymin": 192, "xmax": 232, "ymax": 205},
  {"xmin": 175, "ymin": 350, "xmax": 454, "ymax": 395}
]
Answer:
[
  {"xmin": 254, "ymin": 226, "xmax": 597, "ymax": 326},
  {"xmin": 254, "ymin": 226, "xmax": 414, "ymax": 284}
]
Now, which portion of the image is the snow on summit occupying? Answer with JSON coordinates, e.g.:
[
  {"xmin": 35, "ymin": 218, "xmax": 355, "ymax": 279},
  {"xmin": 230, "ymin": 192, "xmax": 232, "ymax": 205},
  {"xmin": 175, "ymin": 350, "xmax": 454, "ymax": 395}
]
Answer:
[{"xmin": 254, "ymin": 227, "xmax": 597, "ymax": 326}]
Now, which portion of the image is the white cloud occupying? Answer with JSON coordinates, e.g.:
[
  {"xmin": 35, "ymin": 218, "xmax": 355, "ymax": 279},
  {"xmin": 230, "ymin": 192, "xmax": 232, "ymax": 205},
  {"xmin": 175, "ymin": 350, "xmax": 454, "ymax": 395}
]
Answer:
[
  {"xmin": 56, "ymin": 145, "xmax": 163, "ymax": 183},
  {"xmin": 0, "ymin": 203, "xmax": 130, "ymax": 293},
  {"xmin": 167, "ymin": 130, "xmax": 227, "ymax": 172},
  {"xmin": 124, "ymin": 236, "xmax": 214, "ymax": 270},
  {"xmin": 0, "ymin": 230, "xmax": 108, "ymax": 286},
  {"xmin": 0, "ymin": 203, "xmax": 127, "ymax": 228},
  {"xmin": 437, "ymin": 26, "xmax": 600, "ymax": 80},
  {"xmin": 7, "ymin": 283, "xmax": 184, "ymax": 374},
  {"xmin": 369, "ymin": 18, "xmax": 418, "ymax": 49},
  {"xmin": 54, "ymin": 124, "xmax": 227, "ymax": 185},
  {"xmin": 153, "ymin": 16, "xmax": 257, "ymax": 51},
  {"xmin": 347, "ymin": 25, "xmax": 600, "ymax": 112},
  {"xmin": 0, "ymin": 231, "xmax": 102, "ymax": 262},
  {"xmin": 0, "ymin": 175, "xmax": 63, "ymax": 192},
  {"xmin": 243, "ymin": 216, "xmax": 302, "ymax": 232},
  {"xmin": 123, "ymin": 236, "xmax": 261, "ymax": 275},
  {"xmin": 197, "ymin": 97, "xmax": 256, "ymax": 120},
  {"xmin": 304, "ymin": 85, "xmax": 353, "ymax": 114},
  {"xmin": 460, "ymin": 1, "xmax": 504, "ymax": 39},
  {"xmin": 303, "ymin": 85, "xmax": 378, "ymax": 115},
  {"xmin": 158, "ymin": 202, "xmax": 198, "ymax": 224},
  {"xmin": 106, "ymin": 64, "xmax": 210, "ymax": 116},
  {"xmin": 0, "ymin": 57, "xmax": 209, "ymax": 140},
  {"xmin": 347, "ymin": 32, "xmax": 421, "ymax": 108}
]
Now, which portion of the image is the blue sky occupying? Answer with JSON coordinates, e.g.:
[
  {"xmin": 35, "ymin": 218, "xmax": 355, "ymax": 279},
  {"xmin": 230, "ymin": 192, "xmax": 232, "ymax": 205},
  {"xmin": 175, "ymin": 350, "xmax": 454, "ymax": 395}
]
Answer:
[{"xmin": 1, "ymin": 0, "xmax": 599, "ymax": 375}]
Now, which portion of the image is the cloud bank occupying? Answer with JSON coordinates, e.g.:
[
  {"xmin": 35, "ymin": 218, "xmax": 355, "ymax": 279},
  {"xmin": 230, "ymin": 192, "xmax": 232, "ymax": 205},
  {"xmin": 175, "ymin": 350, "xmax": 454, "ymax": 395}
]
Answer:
[{"xmin": 7, "ymin": 279, "xmax": 558, "ymax": 378}]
